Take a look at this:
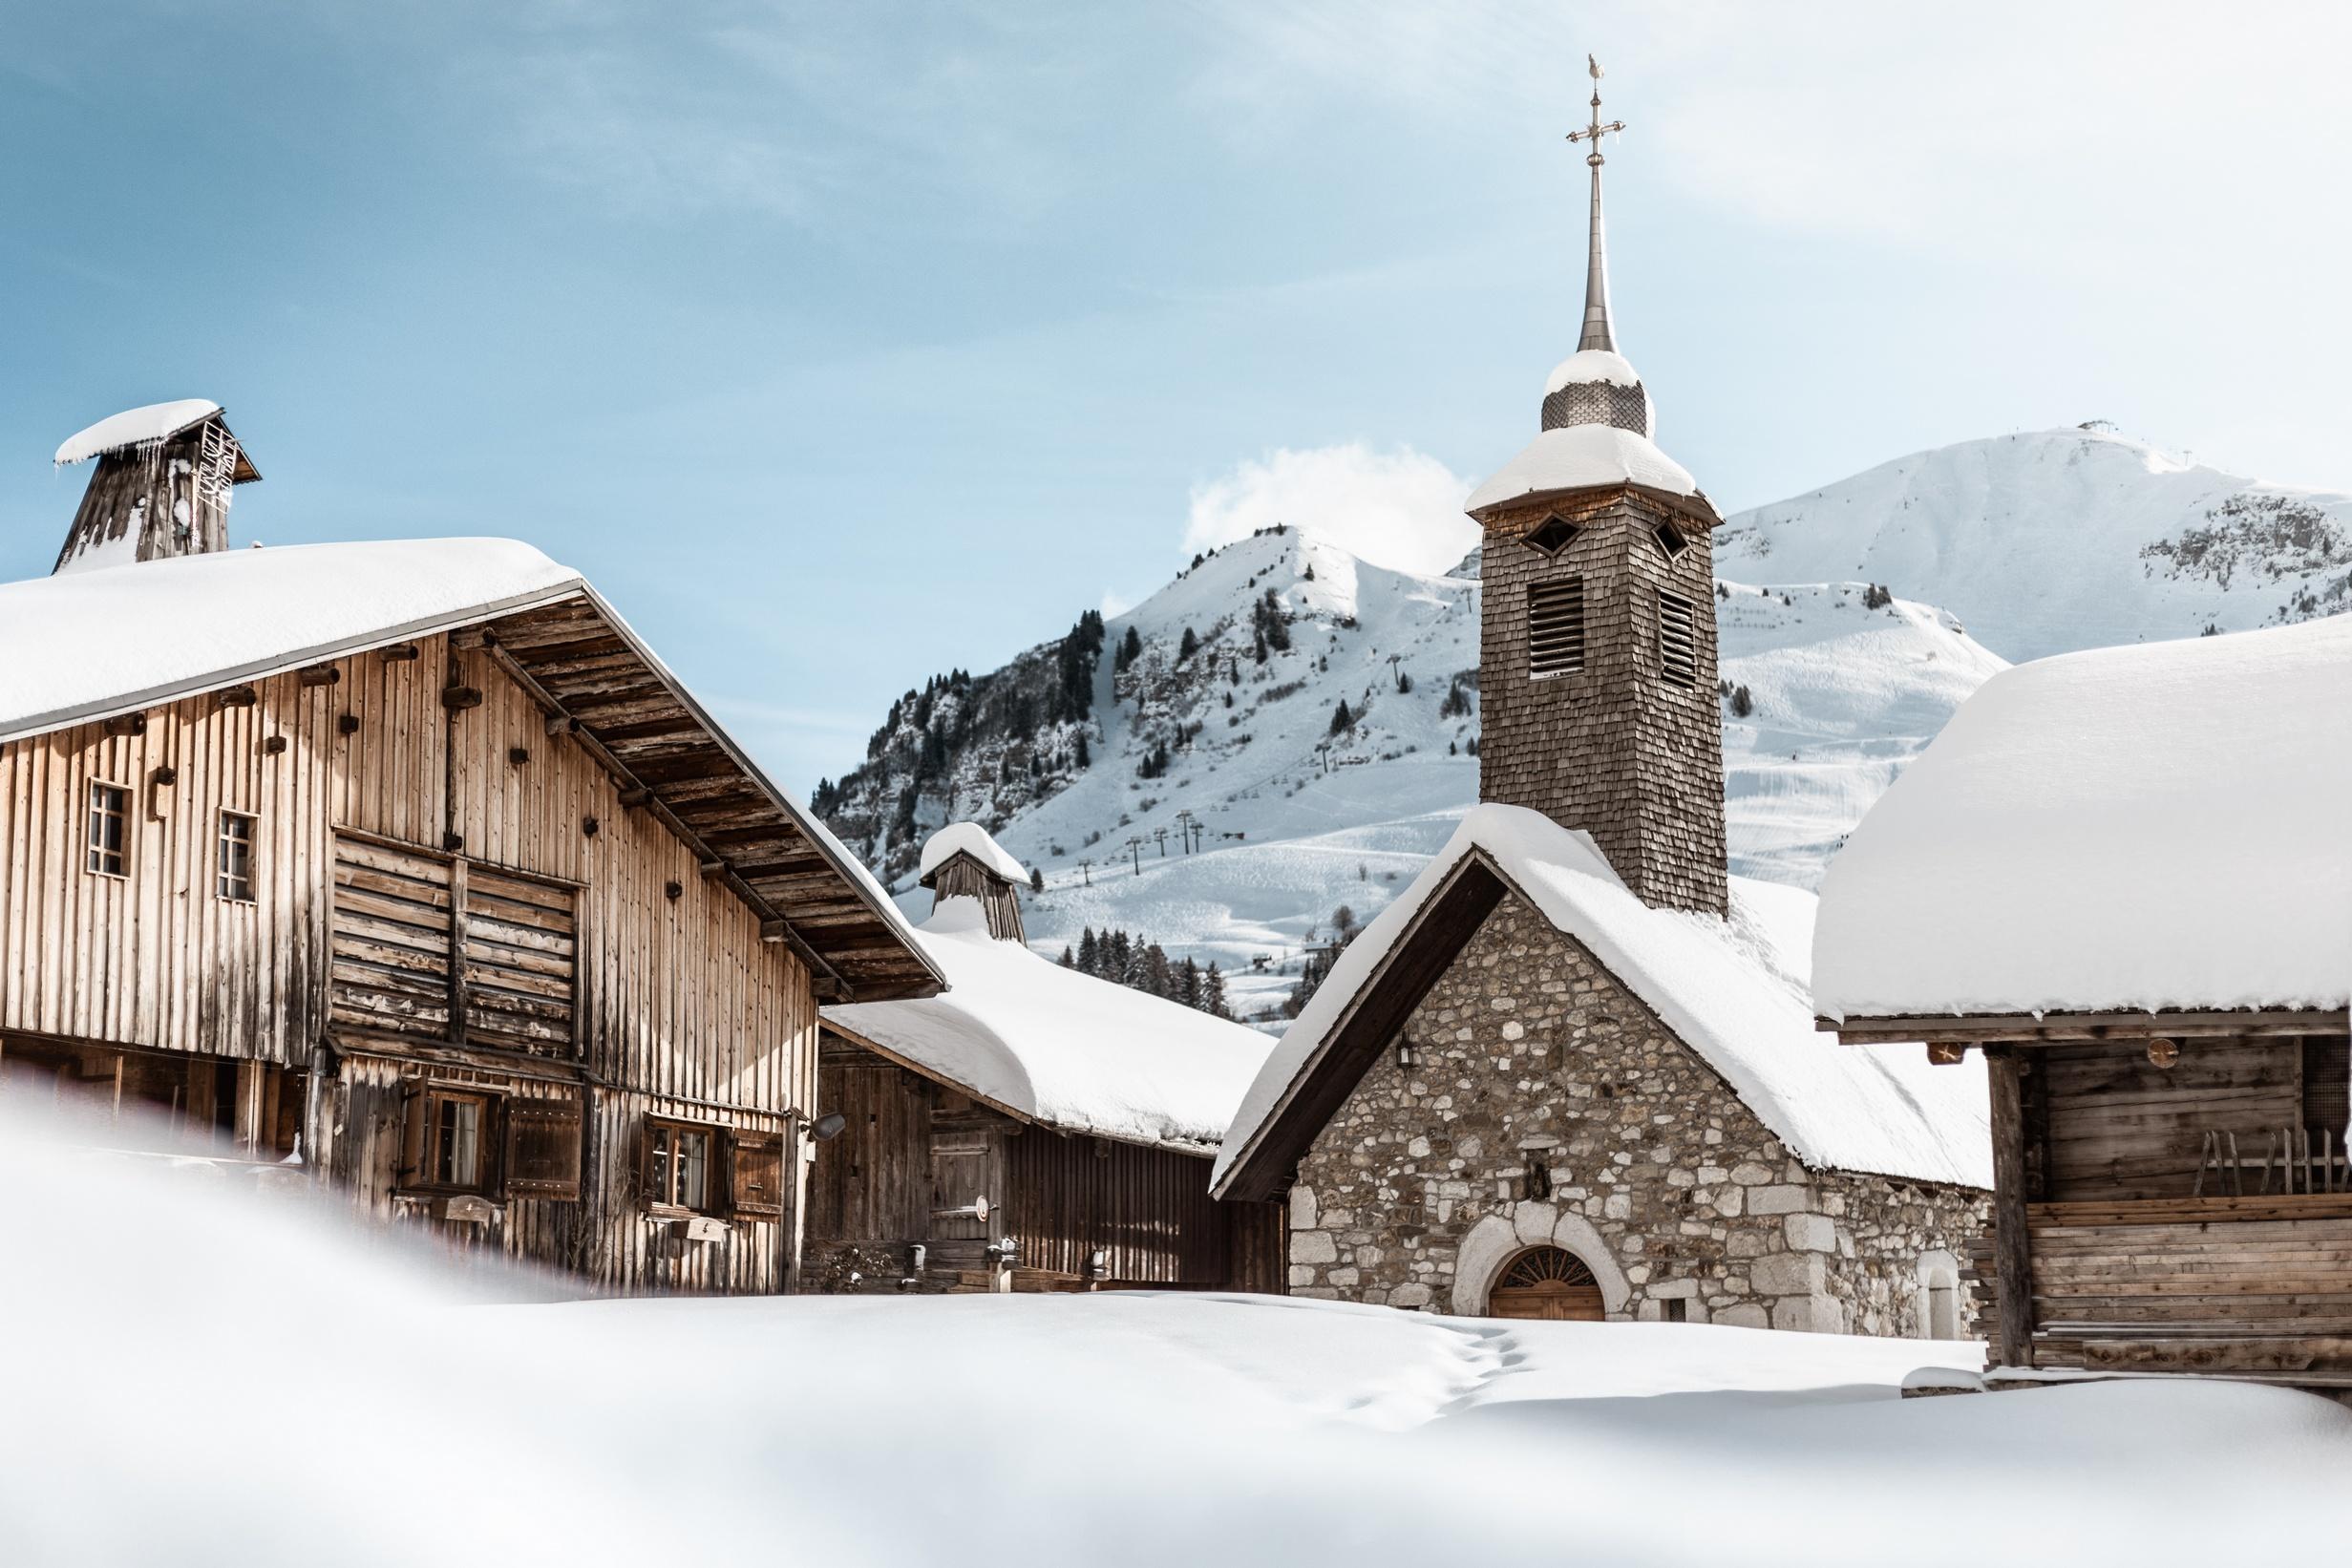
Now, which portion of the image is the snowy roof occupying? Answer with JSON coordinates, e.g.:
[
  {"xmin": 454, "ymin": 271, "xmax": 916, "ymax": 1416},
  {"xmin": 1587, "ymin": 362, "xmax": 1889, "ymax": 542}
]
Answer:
[
  {"xmin": 0, "ymin": 539, "xmax": 583, "ymax": 741},
  {"xmin": 1214, "ymin": 804, "xmax": 1991, "ymax": 1197},
  {"xmin": 1813, "ymin": 616, "xmax": 2352, "ymax": 1022},
  {"xmin": 0, "ymin": 538, "xmax": 943, "ymax": 1000},
  {"xmin": 823, "ymin": 900, "xmax": 1276, "ymax": 1154},
  {"xmin": 1542, "ymin": 349, "xmax": 1642, "ymax": 394},
  {"xmin": 919, "ymin": 822, "xmax": 1028, "ymax": 887},
  {"xmin": 1466, "ymin": 425, "xmax": 1700, "ymax": 514},
  {"xmin": 55, "ymin": 399, "xmax": 230, "ymax": 467}
]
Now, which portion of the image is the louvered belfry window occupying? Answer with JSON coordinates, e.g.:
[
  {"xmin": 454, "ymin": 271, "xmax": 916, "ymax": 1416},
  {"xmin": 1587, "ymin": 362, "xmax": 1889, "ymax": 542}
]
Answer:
[
  {"xmin": 1528, "ymin": 577, "xmax": 1586, "ymax": 678},
  {"xmin": 1659, "ymin": 591, "xmax": 1699, "ymax": 688}
]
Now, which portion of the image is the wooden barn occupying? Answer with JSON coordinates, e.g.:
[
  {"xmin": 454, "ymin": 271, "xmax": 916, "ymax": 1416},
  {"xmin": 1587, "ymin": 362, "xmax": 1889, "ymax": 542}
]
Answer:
[
  {"xmin": 810, "ymin": 823, "xmax": 1284, "ymax": 1293},
  {"xmin": 0, "ymin": 402, "xmax": 943, "ymax": 1293},
  {"xmin": 1814, "ymin": 616, "xmax": 2352, "ymax": 1388}
]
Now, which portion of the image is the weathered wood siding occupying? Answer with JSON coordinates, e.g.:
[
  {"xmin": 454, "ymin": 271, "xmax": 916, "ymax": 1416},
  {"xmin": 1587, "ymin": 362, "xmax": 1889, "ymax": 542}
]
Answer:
[
  {"xmin": 2, "ymin": 634, "xmax": 818, "ymax": 1295},
  {"xmin": 2033, "ymin": 1036, "xmax": 2339, "ymax": 1202},
  {"xmin": 809, "ymin": 1047, "xmax": 936, "ymax": 1244}
]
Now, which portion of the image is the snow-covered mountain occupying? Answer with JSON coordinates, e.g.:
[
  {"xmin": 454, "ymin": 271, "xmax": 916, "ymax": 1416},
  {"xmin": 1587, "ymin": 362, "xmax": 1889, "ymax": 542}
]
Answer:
[
  {"xmin": 1717, "ymin": 426, "xmax": 2352, "ymax": 661},
  {"xmin": 819, "ymin": 524, "xmax": 2002, "ymax": 1022}
]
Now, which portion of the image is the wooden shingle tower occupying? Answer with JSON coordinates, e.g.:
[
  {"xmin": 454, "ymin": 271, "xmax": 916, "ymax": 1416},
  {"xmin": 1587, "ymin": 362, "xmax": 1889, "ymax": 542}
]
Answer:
[{"xmin": 1466, "ymin": 59, "xmax": 1727, "ymax": 916}]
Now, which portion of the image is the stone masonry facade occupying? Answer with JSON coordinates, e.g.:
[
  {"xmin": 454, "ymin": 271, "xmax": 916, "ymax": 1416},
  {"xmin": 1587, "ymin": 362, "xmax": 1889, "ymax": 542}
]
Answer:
[
  {"xmin": 1473, "ymin": 487, "xmax": 1728, "ymax": 918},
  {"xmin": 1285, "ymin": 895, "xmax": 1987, "ymax": 1334}
]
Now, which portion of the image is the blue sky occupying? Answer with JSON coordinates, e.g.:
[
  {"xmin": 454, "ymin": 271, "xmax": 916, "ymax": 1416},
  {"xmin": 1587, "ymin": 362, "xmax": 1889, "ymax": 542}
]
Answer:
[{"xmin": 4, "ymin": 3, "xmax": 2348, "ymax": 791}]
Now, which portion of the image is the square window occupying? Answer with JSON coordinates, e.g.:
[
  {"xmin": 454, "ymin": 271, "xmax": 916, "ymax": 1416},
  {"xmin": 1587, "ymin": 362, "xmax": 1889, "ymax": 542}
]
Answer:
[
  {"xmin": 1526, "ymin": 516, "xmax": 1579, "ymax": 555},
  {"xmin": 87, "ymin": 782, "xmax": 129, "ymax": 876},
  {"xmin": 408, "ymin": 1088, "xmax": 498, "ymax": 1195},
  {"xmin": 217, "ymin": 811, "xmax": 256, "ymax": 901},
  {"xmin": 647, "ymin": 1120, "xmax": 715, "ymax": 1211},
  {"xmin": 1653, "ymin": 521, "xmax": 1689, "ymax": 560}
]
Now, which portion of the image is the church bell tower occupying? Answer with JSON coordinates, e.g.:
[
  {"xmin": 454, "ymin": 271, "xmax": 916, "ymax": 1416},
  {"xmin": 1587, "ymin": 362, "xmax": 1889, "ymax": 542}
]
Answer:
[{"xmin": 1466, "ymin": 59, "xmax": 1727, "ymax": 917}]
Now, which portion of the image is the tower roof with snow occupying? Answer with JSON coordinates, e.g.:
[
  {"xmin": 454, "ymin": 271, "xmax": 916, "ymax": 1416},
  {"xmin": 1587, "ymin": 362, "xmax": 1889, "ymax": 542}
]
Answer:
[
  {"xmin": 823, "ymin": 900, "xmax": 1276, "ymax": 1155},
  {"xmin": 1472, "ymin": 58, "xmax": 1706, "ymax": 523}
]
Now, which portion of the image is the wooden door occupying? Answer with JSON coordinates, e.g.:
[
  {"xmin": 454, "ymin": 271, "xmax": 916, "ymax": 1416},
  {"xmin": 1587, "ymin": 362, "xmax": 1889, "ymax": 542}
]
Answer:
[
  {"xmin": 929, "ymin": 1133, "xmax": 994, "ymax": 1241},
  {"xmin": 1488, "ymin": 1246, "xmax": 1605, "ymax": 1322}
]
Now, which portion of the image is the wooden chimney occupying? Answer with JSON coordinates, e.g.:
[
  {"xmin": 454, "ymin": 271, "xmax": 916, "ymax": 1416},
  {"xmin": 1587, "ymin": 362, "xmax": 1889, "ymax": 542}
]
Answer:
[
  {"xmin": 52, "ymin": 400, "xmax": 260, "ymax": 574},
  {"xmin": 919, "ymin": 827, "xmax": 1028, "ymax": 944}
]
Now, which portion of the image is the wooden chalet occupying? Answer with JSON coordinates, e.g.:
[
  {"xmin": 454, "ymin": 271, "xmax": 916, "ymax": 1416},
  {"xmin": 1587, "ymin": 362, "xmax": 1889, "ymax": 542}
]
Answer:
[
  {"xmin": 0, "ymin": 406, "xmax": 943, "ymax": 1293},
  {"xmin": 1814, "ymin": 616, "xmax": 2352, "ymax": 1388},
  {"xmin": 810, "ymin": 824, "xmax": 1283, "ymax": 1294}
]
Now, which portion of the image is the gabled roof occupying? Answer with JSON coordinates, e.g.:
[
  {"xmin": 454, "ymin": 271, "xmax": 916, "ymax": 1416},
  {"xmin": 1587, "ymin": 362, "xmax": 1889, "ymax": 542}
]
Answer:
[
  {"xmin": 1815, "ymin": 615, "xmax": 2352, "ymax": 1024},
  {"xmin": 1213, "ymin": 804, "xmax": 1991, "ymax": 1201},
  {"xmin": 823, "ymin": 900, "xmax": 1274, "ymax": 1155},
  {"xmin": 54, "ymin": 399, "xmax": 260, "ymax": 480},
  {"xmin": 0, "ymin": 539, "xmax": 942, "ymax": 1003},
  {"xmin": 918, "ymin": 821, "xmax": 1028, "ymax": 886}
]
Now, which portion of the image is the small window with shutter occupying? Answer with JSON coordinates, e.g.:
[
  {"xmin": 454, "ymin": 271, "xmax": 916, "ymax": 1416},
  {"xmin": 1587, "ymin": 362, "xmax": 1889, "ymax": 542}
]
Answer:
[
  {"xmin": 643, "ymin": 1117, "xmax": 719, "ymax": 1214},
  {"xmin": 729, "ymin": 1132, "xmax": 786, "ymax": 1218},
  {"xmin": 503, "ymin": 1095, "xmax": 585, "ymax": 1201},
  {"xmin": 399, "ymin": 1084, "xmax": 499, "ymax": 1196},
  {"xmin": 1528, "ymin": 577, "xmax": 1585, "ymax": 678},
  {"xmin": 1659, "ymin": 591, "xmax": 1699, "ymax": 689}
]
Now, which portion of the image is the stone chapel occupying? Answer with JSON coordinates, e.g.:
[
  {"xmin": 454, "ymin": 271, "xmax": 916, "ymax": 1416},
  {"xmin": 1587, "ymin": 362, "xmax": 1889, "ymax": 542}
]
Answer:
[{"xmin": 1210, "ymin": 63, "xmax": 1992, "ymax": 1336}]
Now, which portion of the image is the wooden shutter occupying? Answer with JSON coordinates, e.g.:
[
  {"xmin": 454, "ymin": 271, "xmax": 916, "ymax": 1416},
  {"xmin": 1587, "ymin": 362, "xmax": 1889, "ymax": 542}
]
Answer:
[
  {"xmin": 397, "ymin": 1079, "xmax": 428, "ymax": 1188},
  {"xmin": 1659, "ymin": 591, "xmax": 1699, "ymax": 688},
  {"xmin": 729, "ymin": 1131, "xmax": 786, "ymax": 1218},
  {"xmin": 331, "ymin": 836, "xmax": 454, "ymax": 1041},
  {"xmin": 1528, "ymin": 578, "xmax": 1585, "ymax": 677},
  {"xmin": 461, "ymin": 865, "xmax": 578, "ymax": 1055},
  {"xmin": 503, "ymin": 1095, "xmax": 585, "ymax": 1201}
]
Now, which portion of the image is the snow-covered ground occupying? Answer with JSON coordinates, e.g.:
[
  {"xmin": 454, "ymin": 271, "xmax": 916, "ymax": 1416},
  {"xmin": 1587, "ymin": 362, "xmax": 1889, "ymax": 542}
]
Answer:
[{"xmin": 8, "ymin": 1102, "xmax": 2346, "ymax": 1567}]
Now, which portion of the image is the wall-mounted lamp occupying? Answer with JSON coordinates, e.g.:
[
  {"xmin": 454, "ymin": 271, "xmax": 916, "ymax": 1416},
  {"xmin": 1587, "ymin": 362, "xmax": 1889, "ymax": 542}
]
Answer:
[
  {"xmin": 1396, "ymin": 1036, "xmax": 1419, "ymax": 1069},
  {"xmin": 788, "ymin": 1108, "xmax": 847, "ymax": 1142}
]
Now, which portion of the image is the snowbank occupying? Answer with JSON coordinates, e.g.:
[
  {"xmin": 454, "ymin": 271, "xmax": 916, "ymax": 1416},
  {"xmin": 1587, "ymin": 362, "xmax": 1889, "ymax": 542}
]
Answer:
[
  {"xmin": 53, "ymin": 398, "xmax": 224, "ymax": 465},
  {"xmin": 7, "ymin": 1097, "xmax": 2349, "ymax": 1568},
  {"xmin": 1466, "ymin": 424, "xmax": 1698, "ymax": 512},
  {"xmin": 1814, "ymin": 616, "xmax": 2352, "ymax": 1019},
  {"xmin": 1542, "ymin": 348, "xmax": 1642, "ymax": 392},
  {"xmin": 0, "ymin": 539, "xmax": 583, "ymax": 741},
  {"xmin": 823, "ymin": 900, "xmax": 1273, "ymax": 1152},
  {"xmin": 1218, "ymin": 803, "xmax": 1990, "ymax": 1191},
  {"xmin": 920, "ymin": 821, "xmax": 1029, "ymax": 885}
]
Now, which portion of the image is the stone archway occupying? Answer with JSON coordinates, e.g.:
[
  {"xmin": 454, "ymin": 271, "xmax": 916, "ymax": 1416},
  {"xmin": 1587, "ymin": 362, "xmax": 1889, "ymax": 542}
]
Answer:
[
  {"xmin": 1917, "ymin": 1249, "xmax": 1960, "ymax": 1340},
  {"xmin": 1451, "ymin": 1203, "xmax": 1632, "ymax": 1319}
]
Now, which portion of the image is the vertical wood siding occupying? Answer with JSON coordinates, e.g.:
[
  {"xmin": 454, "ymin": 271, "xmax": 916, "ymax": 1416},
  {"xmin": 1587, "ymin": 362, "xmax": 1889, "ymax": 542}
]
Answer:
[{"xmin": 1, "ymin": 634, "xmax": 817, "ymax": 1296}]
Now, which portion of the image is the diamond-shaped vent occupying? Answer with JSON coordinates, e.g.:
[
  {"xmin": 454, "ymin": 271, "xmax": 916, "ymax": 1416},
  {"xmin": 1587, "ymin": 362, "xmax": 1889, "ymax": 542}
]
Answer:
[
  {"xmin": 1653, "ymin": 521, "xmax": 1688, "ymax": 560},
  {"xmin": 1527, "ymin": 516, "xmax": 1579, "ymax": 555}
]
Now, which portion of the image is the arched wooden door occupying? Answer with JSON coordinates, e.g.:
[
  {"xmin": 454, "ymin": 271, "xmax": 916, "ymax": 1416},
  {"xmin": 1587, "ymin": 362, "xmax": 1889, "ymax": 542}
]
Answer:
[{"xmin": 1488, "ymin": 1245, "xmax": 1604, "ymax": 1321}]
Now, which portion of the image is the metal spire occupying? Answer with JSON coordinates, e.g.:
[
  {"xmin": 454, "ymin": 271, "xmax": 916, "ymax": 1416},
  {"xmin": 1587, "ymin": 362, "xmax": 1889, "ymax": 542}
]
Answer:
[{"xmin": 1563, "ymin": 54, "xmax": 1626, "ymax": 354}]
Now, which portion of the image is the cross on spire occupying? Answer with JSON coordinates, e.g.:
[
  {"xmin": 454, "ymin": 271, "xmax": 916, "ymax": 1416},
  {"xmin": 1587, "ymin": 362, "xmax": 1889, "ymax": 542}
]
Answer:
[{"xmin": 1563, "ymin": 54, "xmax": 1625, "ymax": 353}]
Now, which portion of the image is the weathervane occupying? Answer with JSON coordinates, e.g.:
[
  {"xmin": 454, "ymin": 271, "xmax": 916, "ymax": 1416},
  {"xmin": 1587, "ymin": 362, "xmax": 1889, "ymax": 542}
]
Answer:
[
  {"xmin": 1563, "ymin": 53, "xmax": 1624, "ymax": 353},
  {"xmin": 1563, "ymin": 54, "xmax": 1625, "ymax": 168}
]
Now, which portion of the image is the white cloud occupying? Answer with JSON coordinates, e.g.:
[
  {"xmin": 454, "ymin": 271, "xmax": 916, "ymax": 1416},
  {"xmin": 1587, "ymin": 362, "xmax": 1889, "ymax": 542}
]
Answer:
[
  {"xmin": 1184, "ymin": 442, "xmax": 1476, "ymax": 579},
  {"xmin": 1099, "ymin": 587, "xmax": 1137, "ymax": 619}
]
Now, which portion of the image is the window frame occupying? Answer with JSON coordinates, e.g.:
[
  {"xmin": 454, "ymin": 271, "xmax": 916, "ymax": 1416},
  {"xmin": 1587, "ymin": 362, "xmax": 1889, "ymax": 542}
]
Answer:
[
  {"xmin": 404, "ymin": 1085, "xmax": 502, "ymax": 1197},
  {"xmin": 1658, "ymin": 589, "xmax": 1700, "ymax": 689},
  {"xmin": 86, "ymin": 780, "xmax": 131, "ymax": 878},
  {"xmin": 216, "ymin": 809, "xmax": 258, "ymax": 903},
  {"xmin": 1527, "ymin": 576, "xmax": 1587, "ymax": 680},
  {"xmin": 644, "ymin": 1116, "xmax": 722, "ymax": 1215}
]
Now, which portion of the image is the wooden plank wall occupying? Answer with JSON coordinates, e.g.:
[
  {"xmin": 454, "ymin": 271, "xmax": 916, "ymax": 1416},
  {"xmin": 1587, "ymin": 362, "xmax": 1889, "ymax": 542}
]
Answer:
[
  {"xmin": 2038, "ymin": 1038, "xmax": 2302, "ymax": 1201},
  {"xmin": 807, "ymin": 1050, "xmax": 936, "ymax": 1243},
  {"xmin": 2, "ymin": 636, "xmax": 819, "ymax": 1295},
  {"xmin": 1006, "ymin": 1129, "xmax": 1224, "ymax": 1284}
]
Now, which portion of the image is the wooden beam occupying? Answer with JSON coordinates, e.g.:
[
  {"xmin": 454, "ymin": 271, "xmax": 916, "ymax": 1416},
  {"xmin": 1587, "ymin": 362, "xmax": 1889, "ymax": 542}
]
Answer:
[
  {"xmin": 1825, "ymin": 1009, "xmax": 2344, "ymax": 1045},
  {"xmin": 297, "ymin": 664, "xmax": 342, "ymax": 688},
  {"xmin": 1986, "ymin": 1044, "xmax": 2036, "ymax": 1370}
]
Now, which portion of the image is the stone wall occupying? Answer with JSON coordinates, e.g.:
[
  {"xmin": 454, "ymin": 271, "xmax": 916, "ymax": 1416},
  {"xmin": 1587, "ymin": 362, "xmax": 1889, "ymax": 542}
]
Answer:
[{"xmin": 1284, "ymin": 893, "xmax": 1987, "ymax": 1336}]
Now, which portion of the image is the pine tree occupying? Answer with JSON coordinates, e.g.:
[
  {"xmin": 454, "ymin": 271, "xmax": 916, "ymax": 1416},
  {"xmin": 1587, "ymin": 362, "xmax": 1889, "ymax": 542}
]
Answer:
[
  {"xmin": 1177, "ymin": 626, "xmax": 1198, "ymax": 662},
  {"xmin": 1202, "ymin": 963, "xmax": 1228, "ymax": 1019},
  {"xmin": 1029, "ymin": 865, "xmax": 1045, "ymax": 893},
  {"xmin": 1078, "ymin": 927, "xmax": 1098, "ymax": 973},
  {"xmin": 1114, "ymin": 625, "xmax": 1144, "ymax": 671},
  {"xmin": 1329, "ymin": 699, "xmax": 1353, "ymax": 734},
  {"xmin": 1058, "ymin": 945, "xmax": 1075, "ymax": 968},
  {"xmin": 1252, "ymin": 629, "xmax": 1269, "ymax": 664}
]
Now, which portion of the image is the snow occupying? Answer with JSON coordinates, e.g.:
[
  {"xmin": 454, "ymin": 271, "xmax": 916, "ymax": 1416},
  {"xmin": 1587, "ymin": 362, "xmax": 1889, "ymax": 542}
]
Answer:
[
  {"xmin": 10, "ymin": 1098, "xmax": 2350, "ymax": 1568},
  {"xmin": 0, "ymin": 538, "xmax": 583, "ymax": 741},
  {"xmin": 50, "ymin": 523, "xmax": 141, "ymax": 577},
  {"xmin": 823, "ymin": 898, "xmax": 1274, "ymax": 1152},
  {"xmin": 1466, "ymin": 422, "xmax": 1698, "ymax": 512},
  {"xmin": 1542, "ymin": 347, "xmax": 1642, "ymax": 392},
  {"xmin": 860, "ymin": 530, "xmax": 2002, "ymax": 1027},
  {"xmin": 1217, "ymin": 803, "xmax": 1991, "ymax": 1193},
  {"xmin": 1814, "ymin": 615, "xmax": 2352, "ymax": 1020},
  {"xmin": 53, "ymin": 398, "xmax": 223, "ymax": 465},
  {"xmin": 1716, "ymin": 426, "xmax": 2352, "ymax": 661},
  {"xmin": 920, "ymin": 821, "xmax": 1029, "ymax": 885}
]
